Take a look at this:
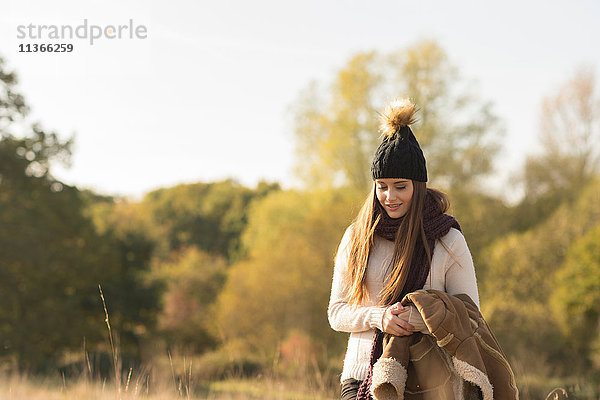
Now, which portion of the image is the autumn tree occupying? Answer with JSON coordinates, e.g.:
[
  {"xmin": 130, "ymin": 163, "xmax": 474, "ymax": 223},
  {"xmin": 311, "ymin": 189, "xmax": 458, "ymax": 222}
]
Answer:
[
  {"xmin": 84, "ymin": 196, "xmax": 161, "ymax": 363},
  {"xmin": 214, "ymin": 188, "xmax": 363, "ymax": 361},
  {"xmin": 515, "ymin": 67, "xmax": 600, "ymax": 230},
  {"xmin": 482, "ymin": 177, "xmax": 600, "ymax": 375},
  {"xmin": 527, "ymin": 67, "xmax": 600, "ymax": 195},
  {"xmin": 290, "ymin": 40, "xmax": 502, "ymax": 193},
  {"xmin": 149, "ymin": 246, "xmax": 227, "ymax": 353},
  {"xmin": 143, "ymin": 180, "xmax": 280, "ymax": 262},
  {"xmin": 289, "ymin": 40, "xmax": 507, "ymax": 278},
  {"xmin": 0, "ymin": 55, "xmax": 160, "ymax": 372},
  {"xmin": 552, "ymin": 222, "xmax": 600, "ymax": 371},
  {"xmin": 0, "ymin": 56, "xmax": 105, "ymax": 371}
]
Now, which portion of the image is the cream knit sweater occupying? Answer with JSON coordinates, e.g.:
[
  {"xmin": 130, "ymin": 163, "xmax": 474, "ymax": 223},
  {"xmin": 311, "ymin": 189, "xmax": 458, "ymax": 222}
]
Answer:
[{"xmin": 327, "ymin": 224, "xmax": 480, "ymax": 382}]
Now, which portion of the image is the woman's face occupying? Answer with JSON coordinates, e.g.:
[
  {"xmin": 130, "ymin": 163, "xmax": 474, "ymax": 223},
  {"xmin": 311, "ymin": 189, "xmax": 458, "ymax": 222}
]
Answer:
[{"xmin": 375, "ymin": 178, "xmax": 414, "ymax": 218}]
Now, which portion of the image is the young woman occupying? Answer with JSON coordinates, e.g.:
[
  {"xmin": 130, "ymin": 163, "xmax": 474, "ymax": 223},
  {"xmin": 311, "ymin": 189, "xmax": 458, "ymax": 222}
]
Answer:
[{"xmin": 327, "ymin": 99, "xmax": 480, "ymax": 400}]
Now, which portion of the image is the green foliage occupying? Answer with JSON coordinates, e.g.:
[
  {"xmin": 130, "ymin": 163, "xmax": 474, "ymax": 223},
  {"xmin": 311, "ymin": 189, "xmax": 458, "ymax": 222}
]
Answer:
[
  {"xmin": 483, "ymin": 178, "xmax": 600, "ymax": 305},
  {"xmin": 215, "ymin": 188, "xmax": 363, "ymax": 361},
  {"xmin": 149, "ymin": 247, "xmax": 227, "ymax": 352},
  {"xmin": 552, "ymin": 223, "xmax": 600, "ymax": 369},
  {"xmin": 84, "ymin": 199, "xmax": 161, "ymax": 360},
  {"xmin": 556, "ymin": 223, "xmax": 600, "ymax": 324},
  {"xmin": 0, "ymin": 133, "xmax": 161, "ymax": 372},
  {"xmin": 0, "ymin": 136, "xmax": 106, "ymax": 371},
  {"xmin": 447, "ymin": 189, "xmax": 512, "ymax": 271},
  {"xmin": 507, "ymin": 184, "xmax": 577, "ymax": 234},
  {"xmin": 481, "ymin": 177, "xmax": 600, "ymax": 375},
  {"xmin": 81, "ymin": 180, "xmax": 281, "ymax": 358},
  {"xmin": 0, "ymin": 57, "xmax": 109, "ymax": 371},
  {"xmin": 143, "ymin": 180, "xmax": 280, "ymax": 262},
  {"xmin": 135, "ymin": 179, "xmax": 281, "ymax": 353},
  {"xmin": 0, "ymin": 54, "xmax": 161, "ymax": 372},
  {"xmin": 0, "ymin": 57, "xmax": 28, "ymax": 129}
]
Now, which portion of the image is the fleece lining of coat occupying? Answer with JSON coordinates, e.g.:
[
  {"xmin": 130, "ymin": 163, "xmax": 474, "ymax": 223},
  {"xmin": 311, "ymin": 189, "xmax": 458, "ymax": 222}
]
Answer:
[{"xmin": 371, "ymin": 357, "xmax": 407, "ymax": 400}]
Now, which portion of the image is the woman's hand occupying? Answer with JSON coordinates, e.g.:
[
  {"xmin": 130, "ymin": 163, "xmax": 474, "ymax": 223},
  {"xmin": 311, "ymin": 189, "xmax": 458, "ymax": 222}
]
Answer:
[{"xmin": 381, "ymin": 302, "xmax": 414, "ymax": 336}]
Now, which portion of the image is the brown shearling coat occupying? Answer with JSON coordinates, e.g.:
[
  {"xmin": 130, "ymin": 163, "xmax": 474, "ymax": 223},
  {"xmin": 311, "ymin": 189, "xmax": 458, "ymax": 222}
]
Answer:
[{"xmin": 371, "ymin": 290, "xmax": 518, "ymax": 400}]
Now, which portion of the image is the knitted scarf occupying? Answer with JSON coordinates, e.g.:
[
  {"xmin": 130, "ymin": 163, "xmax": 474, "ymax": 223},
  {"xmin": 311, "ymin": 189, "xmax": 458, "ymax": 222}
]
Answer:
[{"xmin": 356, "ymin": 191, "xmax": 461, "ymax": 400}]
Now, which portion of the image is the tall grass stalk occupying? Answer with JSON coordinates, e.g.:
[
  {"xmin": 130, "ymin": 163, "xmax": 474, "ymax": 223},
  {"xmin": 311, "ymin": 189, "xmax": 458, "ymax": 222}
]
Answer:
[
  {"xmin": 167, "ymin": 350, "xmax": 180, "ymax": 397},
  {"xmin": 98, "ymin": 283, "xmax": 121, "ymax": 395}
]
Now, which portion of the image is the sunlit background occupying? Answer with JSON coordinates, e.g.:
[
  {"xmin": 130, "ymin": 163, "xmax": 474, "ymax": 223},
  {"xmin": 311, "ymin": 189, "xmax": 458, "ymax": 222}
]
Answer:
[
  {"xmin": 1, "ymin": 0, "xmax": 599, "ymax": 399},
  {"xmin": 1, "ymin": 0, "xmax": 597, "ymax": 198}
]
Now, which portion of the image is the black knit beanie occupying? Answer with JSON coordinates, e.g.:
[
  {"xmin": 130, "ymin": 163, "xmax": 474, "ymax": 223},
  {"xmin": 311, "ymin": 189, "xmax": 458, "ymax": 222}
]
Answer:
[{"xmin": 370, "ymin": 99, "xmax": 427, "ymax": 182}]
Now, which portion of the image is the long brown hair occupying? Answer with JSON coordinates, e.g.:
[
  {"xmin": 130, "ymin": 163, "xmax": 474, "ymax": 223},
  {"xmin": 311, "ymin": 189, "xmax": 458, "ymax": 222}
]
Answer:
[{"xmin": 345, "ymin": 181, "xmax": 449, "ymax": 306}]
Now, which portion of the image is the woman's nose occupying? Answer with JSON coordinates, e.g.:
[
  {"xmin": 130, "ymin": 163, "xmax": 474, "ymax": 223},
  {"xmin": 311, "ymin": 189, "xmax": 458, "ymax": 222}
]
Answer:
[{"xmin": 386, "ymin": 189, "xmax": 397, "ymax": 201}]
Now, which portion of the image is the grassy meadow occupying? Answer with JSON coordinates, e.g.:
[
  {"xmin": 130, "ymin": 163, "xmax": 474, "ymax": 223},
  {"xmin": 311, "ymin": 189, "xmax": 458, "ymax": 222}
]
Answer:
[
  {"xmin": 0, "ymin": 371, "xmax": 337, "ymax": 400},
  {"xmin": 1, "ymin": 368, "xmax": 598, "ymax": 400}
]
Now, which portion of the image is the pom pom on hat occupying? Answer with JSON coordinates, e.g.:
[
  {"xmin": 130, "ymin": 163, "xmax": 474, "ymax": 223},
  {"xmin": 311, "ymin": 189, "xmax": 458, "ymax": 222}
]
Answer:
[{"xmin": 379, "ymin": 98, "xmax": 417, "ymax": 138}]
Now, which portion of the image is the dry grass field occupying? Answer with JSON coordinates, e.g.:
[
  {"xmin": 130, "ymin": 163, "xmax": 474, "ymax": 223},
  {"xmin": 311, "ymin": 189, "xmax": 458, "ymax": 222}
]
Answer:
[{"xmin": 0, "ymin": 374, "xmax": 337, "ymax": 400}]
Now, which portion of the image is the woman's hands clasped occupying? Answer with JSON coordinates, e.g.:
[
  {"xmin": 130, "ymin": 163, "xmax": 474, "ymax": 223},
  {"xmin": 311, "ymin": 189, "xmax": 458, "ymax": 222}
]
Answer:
[{"xmin": 382, "ymin": 302, "xmax": 414, "ymax": 336}]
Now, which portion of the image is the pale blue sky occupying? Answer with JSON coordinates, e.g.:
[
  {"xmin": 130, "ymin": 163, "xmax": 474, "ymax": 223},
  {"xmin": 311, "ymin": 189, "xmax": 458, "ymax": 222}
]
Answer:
[{"xmin": 2, "ymin": 0, "xmax": 599, "ymax": 200}]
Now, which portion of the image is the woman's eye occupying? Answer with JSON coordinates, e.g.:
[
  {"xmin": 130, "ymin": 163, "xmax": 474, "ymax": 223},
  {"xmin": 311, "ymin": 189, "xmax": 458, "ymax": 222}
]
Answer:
[{"xmin": 396, "ymin": 186, "xmax": 406, "ymax": 190}]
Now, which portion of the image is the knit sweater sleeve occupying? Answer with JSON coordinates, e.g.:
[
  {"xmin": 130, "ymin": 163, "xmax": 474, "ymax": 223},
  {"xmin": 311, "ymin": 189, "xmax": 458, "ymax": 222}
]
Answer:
[
  {"xmin": 327, "ymin": 225, "xmax": 387, "ymax": 333},
  {"xmin": 442, "ymin": 228, "xmax": 481, "ymax": 309}
]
